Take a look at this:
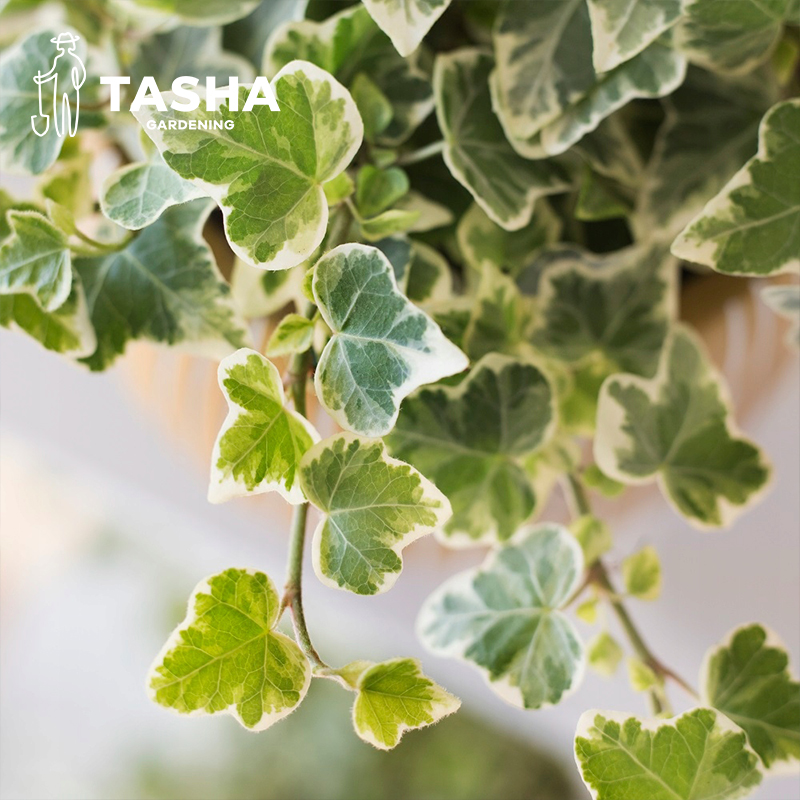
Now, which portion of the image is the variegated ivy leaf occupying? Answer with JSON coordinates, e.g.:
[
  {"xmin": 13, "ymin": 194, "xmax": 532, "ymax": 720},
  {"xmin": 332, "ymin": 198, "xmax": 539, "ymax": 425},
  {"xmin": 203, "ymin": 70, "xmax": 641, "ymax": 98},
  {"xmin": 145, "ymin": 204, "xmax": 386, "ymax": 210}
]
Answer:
[
  {"xmin": 265, "ymin": 5, "xmax": 433, "ymax": 146},
  {"xmin": 0, "ymin": 275, "xmax": 96, "ymax": 357},
  {"xmin": 574, "ymin": 115, "xmax": 643, "ymax": 188},
  {"xmin": 40, "ymin": 147, "xmax": 93, "ymax": 221},
  {"xmin": 100, "ymin": 159, "xmax": 206, "ymax": 231},
  {"xmin": 148, "ymin": 568, "xmax": 310, "ymax": 732},
  {"xmin": 230, "ymin": 258, "xmax": 307, "ymax": 319},
  {"xmin": 266, "ymin": 313, "xmax": 315, "ymax": 357},
  {"xmin": 0, "ymin": 29, "xmax": 86, "ymax": 175},
  {"xmin": 386, "ymin": 354, "xmax": 556, "ymax": 546},
  {"xmin": 531, "ymin": 245, "xmax": 677, "ymax": 378},
  {"xmin": 702, "ymin": 623, "xmax": 800, "ymax": 771},
  {"xmin": 362, "ymin": 0, "xmax": 452, "ymax": 57},
  {"xmin": 127, "ymin": 0, "xmax": 260, "ymax": 25},
  {"xmin": 587, "ymin": 0, "xmax": 684, "ymax": 72},
  {"xmin": 587, "ymin": 632, "xmax": 623, "ymax": 677},
  {"xmin": 634, "ymin": 67, "xmax": 773, "ymax": 241},
  {"xmin": 595, "ymin": 326, "xmax": 771, "ymax": 529},
  {"xmin": 575, "ymin": 708, "xmax": 763, "ymax": 800},
  {"xmin": 571, "ymin": 514, "xmax": 613, "ymax": 565},
  {"xmin": 676, "ymin": 0, "xmax": 797, "ymax": 75},
  {"xmin": 672, "ymin": 100, "xmax": 800, "ymax": 276},
  {"xmin": 405, "ymin": 242, "xmax": 453, "ymax": 305},
  {"xmin": 622, "ymin": 546, "xmax": 662, "ymax": 600},
  {"xmin": 75, "ymin": 199, "xmax": 250, "ymax": 371},
  {"xmin": 134, "ymin": 61, "xmax": 363, "ymax": 271},
  {"xmin": 435, "ymin": 49, "xmax": 569, "ymax": 231},
  {"xmin": 457, "ymin": 202, "xmax": 562, "ymax": 277},
  {"xmin": 312, "ymin": 243, "xmax": 468, "ymax": 437},
  {"xmin": 491, "ymin": 1, "xmax": 686, "ymax": 157},
  {"xmin": 393, "ymin": 191, "xmax": 454, "ymax": 233},
  {"xmin": 0, "ymin": 210, "xmax": 71, "ymax": 311},
  {"xmin": 463, "ymin": 264, "xmax": 532, "ymax": 360},
  {"xmin": 419, "ymin": 524, "xmax": 585, "ymax": 708},
  {"xmin": 762, "ymin": 284, "xmax": 800, "ymax": 350},
  {"xmin": 299, "ymin": 433, "xmax": 451, "ymax": 595},
  {"xmin": 355, "ymin": 165, "xmax": 409, "ymax": 218},
  {"xmin": 575, "ymin": 168, "xmax": 634, "ymax": 222},
  {"xmin": 209, "ymin": 348, "xmax": 319, "ymax": 504}
]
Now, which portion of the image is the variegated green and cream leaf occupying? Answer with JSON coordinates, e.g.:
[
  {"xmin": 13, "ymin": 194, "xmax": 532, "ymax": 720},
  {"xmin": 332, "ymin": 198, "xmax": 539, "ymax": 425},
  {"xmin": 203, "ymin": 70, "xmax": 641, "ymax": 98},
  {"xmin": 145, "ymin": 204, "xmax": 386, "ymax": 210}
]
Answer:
[
  {"xmin": 345, "ymin": 658, "xmax": 460, "ymax": 750},
  {"xmin": 0, "ymin": 29, "xmax": 87, "ymax": 175},
  {"xmin": 127, "ymin": 0, "xmax": 260, "ymax": 25},
  {"xmin": 622, "ymin": 546, "xmax": 662, "ymax": 600},
  {"xmin": 230, "ymin": 258, "xmax": 307, "ymax": 319},
  {"xmin": 702, "ymin": 623, "xmax": 800, "ymax": 771},
  {"xmin": 457, "ymin": 201, "xmax": 562, "ymax": 277},
  {"xmin": 148, "ymin": 568, "xmax": 311, "ymax": 732},
  {"xmin": 265, "ymin": 313, "xmax": 315, "ymax": 358},
  {"xmin": 587, "ymin": 632, "xmax": 623, "ymax": 677},
  {"xmin": 762, "ymin": 284, "xmax": 800, "ymax": 350},
  {"xmin": 265, "ymin": 5, "xmax": 433, "ymax": 145},
  {"xmin": 209, "ymin": 348, "xmax": 320, "ymax": 505},
  {"xmin": 299, "ymin": 433, "xmax": 451, "ymax": 595},
  {"xmin": 386, "ymin": 354, "xmax": 557, "ymax": 546},
  {"xmin": 100, "ymin": 159, "xmax": 206, "ymax": 231},
  {"xmin": 75, "ymin": 199, "xmax": 250, "ymax": 371},
  {"xmin": 134, "ymin": 61, "xmax": 363, "ymax": 270},
  {"xmin": 676, "ymin": 0, "xmax": 796, "ymax": 75},
  {"xmin": 672, "ymin": 99, "xmax": 800, "ymax": 276},
  {"xmin": 405, "ymin": 242, "xmax": 453, "ymax": 305},
  {"xmin": 312, "ymin": 243, "xmax": 468, "ymax": 437},
  {"xmin": 587, "ymin": 0, "xmax": 684, "ymax": 72},
  {"xmin": 362, "ymin": 0, "xmax": 452, "ymax": 57},
  {"xmin": 575, "ymin": 707, "xmax": 763, "ymax": 800},
  {"xmin": 531, "ymin": 244, "xmax": 677, "ymax": 377},
  {"xmin": 418, "ymin": 524, "xmax": 585, "ymax": 708},
  {"xmin": 0, "ymin": 209, "xmax": 71, "ymax": 311},
  {"xmin": 435, "ymin": 49, "xmax": 570, "ymax": 231},
  {"xmin": 594, "ymin": 326, "xmax": 772, "ymax": 528}
]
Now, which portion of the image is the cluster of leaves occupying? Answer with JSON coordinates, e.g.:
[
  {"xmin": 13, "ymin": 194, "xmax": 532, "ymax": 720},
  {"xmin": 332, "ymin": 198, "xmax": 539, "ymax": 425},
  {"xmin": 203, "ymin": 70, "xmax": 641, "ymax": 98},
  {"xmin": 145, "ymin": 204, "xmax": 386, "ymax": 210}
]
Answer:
[{"xmin": 1, "ymin": 0, "xmax": 799, "ymax": 794}]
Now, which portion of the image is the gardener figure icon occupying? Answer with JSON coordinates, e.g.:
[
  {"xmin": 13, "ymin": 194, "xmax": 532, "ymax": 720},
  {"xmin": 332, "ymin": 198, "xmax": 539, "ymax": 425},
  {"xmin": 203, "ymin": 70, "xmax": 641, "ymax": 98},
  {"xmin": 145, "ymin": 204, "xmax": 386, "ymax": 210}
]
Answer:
[{"xmin": 31, "ymin": 32, "xmax": 86, "ymax": 138}]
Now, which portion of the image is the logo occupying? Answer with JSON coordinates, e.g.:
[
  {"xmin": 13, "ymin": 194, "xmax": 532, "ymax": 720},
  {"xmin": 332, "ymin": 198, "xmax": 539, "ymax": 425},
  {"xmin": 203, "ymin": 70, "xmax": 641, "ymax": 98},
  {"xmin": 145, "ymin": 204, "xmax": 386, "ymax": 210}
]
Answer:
[{"xmin": 31, "ymin": 31, "xmax": 86, "ymax": 138}]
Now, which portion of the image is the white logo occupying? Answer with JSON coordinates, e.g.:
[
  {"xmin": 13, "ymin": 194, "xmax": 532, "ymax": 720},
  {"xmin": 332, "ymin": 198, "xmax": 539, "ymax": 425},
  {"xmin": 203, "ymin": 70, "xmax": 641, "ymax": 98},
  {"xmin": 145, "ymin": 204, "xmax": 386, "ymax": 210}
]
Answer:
[{"xmin": 31, "ymin": 32, "xmax": 86, "ymax": 138}]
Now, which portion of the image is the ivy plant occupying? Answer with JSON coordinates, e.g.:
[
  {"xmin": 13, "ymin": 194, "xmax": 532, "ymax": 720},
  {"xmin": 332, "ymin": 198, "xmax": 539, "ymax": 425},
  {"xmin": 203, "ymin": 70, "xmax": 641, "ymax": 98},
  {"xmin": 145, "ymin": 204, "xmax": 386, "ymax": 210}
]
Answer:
[{"xmin": 1, "ymin": 0, "xmax": 798, "ymax": 795}]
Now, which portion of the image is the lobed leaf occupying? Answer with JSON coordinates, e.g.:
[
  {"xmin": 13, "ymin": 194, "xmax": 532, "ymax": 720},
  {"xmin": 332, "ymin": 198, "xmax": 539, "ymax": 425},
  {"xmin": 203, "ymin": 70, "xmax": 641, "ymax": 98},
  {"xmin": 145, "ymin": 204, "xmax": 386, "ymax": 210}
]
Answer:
[
  {"xmin": 148, "ymin": 568, "xmax": 310, "ymax": 731},
  {"xmin": 209, "ymin": 348, "xmax": 320, "ymax": 504},
  {"xmin": 312, "ymin": 243, "xmax": 468, "ymax": 437},
  {"xmin": 418, "ymin": 524, "xmax": 585, "ymax": 709},
  {"xmin": 622, "ymin": 545, "xmax": 662, "ymax": 600}
]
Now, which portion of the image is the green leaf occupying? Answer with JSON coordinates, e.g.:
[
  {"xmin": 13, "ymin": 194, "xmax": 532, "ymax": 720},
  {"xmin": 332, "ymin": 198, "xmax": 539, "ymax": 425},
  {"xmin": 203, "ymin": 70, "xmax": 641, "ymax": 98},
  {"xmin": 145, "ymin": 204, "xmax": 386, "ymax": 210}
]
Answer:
[
  {"xmin": 362, "ymin": 0, "xmax": 453, "ymax": 57},
  {"xmin": 672, "ymin": 99, "xmax": 800, "ymax": 276},
  {"xmin": 75, "ymin": 199, "xmax": 250, "ymax": 371},
  {"xmin": 0, "ymin": 210, "xmax": 71, "ymax": 311},
  {"xmin": 457, "ymin": 201, "xmax": 562, "ymax": 277},
  {"xmin": 393, "ymin": 191, "xmax": 454, "ymax": 233},
  {"xmin": 419, "ymin": 524, "xmax": 585, "ymax": 708},
  {"xmin": 577, "ymin": 598, "xmax": 599, "ymax": 624},
  {"xmin": 587, "ymin": 632, "xmax": 623, "ymax": 678},
  {"xmin": 349, "ymin": 658, "xmax": 460, "ymax": 750},
  {"xmin": 300, "ymin": 433, "xmax": 450, "ymax": 595},
  {"xmin": 387, "ymin": 354, "xmax": 557, "ymax": 545},
  {"xmin": 134, "ymin": 61, "xmax": 363, "ymax": 270},
  {"xmin": 576, "ymin": 707, "xmax": 762, "ymax": 800},
  {"xmin": 587, "ymin": 0, "xmax": 683, "ymax": 72},
  {"xmin": 570, "ymin": 514, "xmax": 613, "ymax": 566},
  {"xmin": 627, "ymin": 657, "xmax": 661, "ymax": 693},
  {"xmin": 100, "ymin": 159, "xmax": 206, "ymax": 231},
  {"xmin": 230, "ymin": 258, "xmax": 307, "ymax": 319},
  {"xmin": 323, "ymin": 172, "xmax": 355, "ymax": 207},
  {"xmin": 702, "ymin": 623, "xmax": 800, "ymax": 770},
  {"xmin": 0, "ymin": 29, "xmax": 86, "ymax": 175},
  {"xmin": 358, "ymin": 208, "xmax": 421, "ymax": 242},
  {"xmin": 762, "ymin": 284, "xmax": 800, "ymax": 350},
  {"xmin": 406, "ymin": 242, "xmax": 453, "ymax": 305},
  {"xmin": 0, "ymin": 274, "xmax": 96, "ymax": 357},
  {"xmin": 40, "ymin": 148, "xmax": 93, "ymax": 221},
  {"xmin": 312, "ymin": 243, "xmax": 468, "ymax": 437},
  {"xmin": 209, "ymin": 348, "xmax": 320, "ymax": 504},
  {"xmin": 266, "ymin": 313, "xmax": 315, "ymax": 357},
  {"xmin": 265, "ymin": 6, "xmax": 433, "ymax": 145},
  {"xmin": 582, "ymin": 464, "xmax": 626, "ymax": 498},
  {"xmin": 491, "ymin": 1, "xmax": 686, "ymax": 157},
  {"xmin": 634, "ymin": 67, "xmax": 773, "ymax": 241},
  {"xmin": 622, "ymin": 546, "xmax": 662, "ymax": 600},
  {"xmin": 576, "ymin": 169, "xmax": 633, "ymax": 221},
  {"xmin": 463, "ymin": 264, "xmax": 532, "ymax": 360},
  {"xmin": 676, "ymin": 0, "xmax": 796, "ymax": 75},
  {"xmin": 595, "ymin": 326, "xmax": 771, "ymax": 528},
  {"xmin": 531, "ymin": 244, "xmax": 677, "ymax": 377},
  {"xmin": 148, "ymin": 568, "xmax": 310, "ymax": 731},
  {"xmin": 350, "ymin": 73, "xmax": 393, "ymax": 141},
  {"xmin": 435, "ymin": 49, "xmax": 569, "ymax": 231},
  {"xmin": 129, "ymin": 0, "xmax": 259, "ymax": 25},
  {"xmin": 356, "ymin": 165, "xmax": 410, "ymax": 218}
]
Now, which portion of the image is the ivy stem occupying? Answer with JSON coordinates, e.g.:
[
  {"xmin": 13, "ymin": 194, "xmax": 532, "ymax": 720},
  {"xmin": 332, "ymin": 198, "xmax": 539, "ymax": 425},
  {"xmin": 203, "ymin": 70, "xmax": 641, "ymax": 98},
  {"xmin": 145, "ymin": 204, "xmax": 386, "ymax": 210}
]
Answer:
[
  {"xmin": 280, "ymin": 345, "xmax": 328, "ymax": 670},
  {"xmin": 396, "ymin": 140, "xmax": 445, "ymax": 166},
  {"xmin": 564, "ymin": 474, "xmax": 699, "ymax": 713}
]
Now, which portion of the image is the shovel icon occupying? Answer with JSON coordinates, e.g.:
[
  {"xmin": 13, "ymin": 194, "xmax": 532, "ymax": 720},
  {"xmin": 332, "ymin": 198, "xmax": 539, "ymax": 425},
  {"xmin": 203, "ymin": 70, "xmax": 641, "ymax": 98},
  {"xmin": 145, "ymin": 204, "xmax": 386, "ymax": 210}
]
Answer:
[{"xmin": 31, "ymin": 68, "xmax": 51, "ymax": 137}]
